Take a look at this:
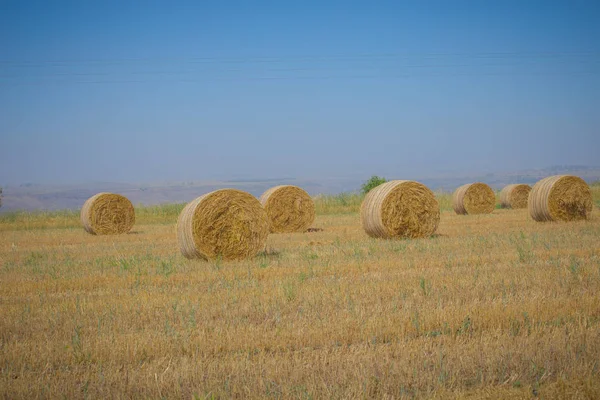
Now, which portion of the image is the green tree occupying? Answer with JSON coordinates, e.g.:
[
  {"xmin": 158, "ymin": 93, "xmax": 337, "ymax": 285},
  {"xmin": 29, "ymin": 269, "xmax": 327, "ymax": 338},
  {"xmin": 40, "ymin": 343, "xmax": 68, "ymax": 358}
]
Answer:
[{"xmin": 361, "ymin": 175, "xmax": 387, "ymax": 195}]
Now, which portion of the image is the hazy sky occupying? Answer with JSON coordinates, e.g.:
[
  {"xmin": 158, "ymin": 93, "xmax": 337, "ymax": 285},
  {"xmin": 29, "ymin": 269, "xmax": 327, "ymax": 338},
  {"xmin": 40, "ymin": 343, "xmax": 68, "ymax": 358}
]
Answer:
[{"xmin": 1, "ymin": 1, "xmax": 599, "ymax": 185}]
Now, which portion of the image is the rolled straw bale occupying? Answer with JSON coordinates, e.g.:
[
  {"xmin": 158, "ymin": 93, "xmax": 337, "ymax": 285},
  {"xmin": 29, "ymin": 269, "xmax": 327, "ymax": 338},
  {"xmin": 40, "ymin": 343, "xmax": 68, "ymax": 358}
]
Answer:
[
  {"xmin": 259, "ymin": 185, "xmax": 315, "ymax": 233},
  {"xmin": 452, "ymin": 183, "xmax": 495, "ymax": 215},
  {"xmin": 499, "ymin": 184, "xmax": 532, "ymax": 209},
  {"xmin": 81, "ymin": 193, "xmax": 135, "ymax": 235},
  {"xmin": 528, "ymin": 175, "xmax": 592, "ymax": 222},
  {"xmin": 360, "ymin": 180, "xmax": 440, "ymax": 239},
  {"xmin": 177, "ymin": 189, "xmax": 269, "ymax": 261}
]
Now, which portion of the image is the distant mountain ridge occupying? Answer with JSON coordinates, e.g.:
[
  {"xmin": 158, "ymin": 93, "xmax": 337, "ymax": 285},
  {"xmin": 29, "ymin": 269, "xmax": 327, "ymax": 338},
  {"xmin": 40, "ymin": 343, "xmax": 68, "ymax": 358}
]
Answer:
[{"xmin": 1, "ymin": 165, "xmax": 598, "ymax": 212}]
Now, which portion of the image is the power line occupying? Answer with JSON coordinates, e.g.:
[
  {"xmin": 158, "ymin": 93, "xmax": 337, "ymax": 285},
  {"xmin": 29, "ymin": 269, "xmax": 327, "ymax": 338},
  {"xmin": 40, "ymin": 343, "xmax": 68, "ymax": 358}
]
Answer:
[
  {"xmin": 1, "ymin": 50, "xmax": 597, "ymax": 86},
  {"xmin": 1, "ymin": 56, "xmax": 597, "ymax": 81},
  {"xmin": 1, "ymin": 69, "xmax": 597, "ymax": 87},
  {"xmin": 0, "ymin": 51, "xmax": 598, "ymax": 67}
]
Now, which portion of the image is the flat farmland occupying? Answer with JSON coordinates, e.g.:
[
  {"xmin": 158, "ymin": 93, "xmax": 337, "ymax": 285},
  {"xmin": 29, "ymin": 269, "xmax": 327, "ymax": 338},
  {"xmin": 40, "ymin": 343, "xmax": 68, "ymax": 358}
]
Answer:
[{"xmin": 1, "ymin": 193, "xmax": 599, "ymax": 399}]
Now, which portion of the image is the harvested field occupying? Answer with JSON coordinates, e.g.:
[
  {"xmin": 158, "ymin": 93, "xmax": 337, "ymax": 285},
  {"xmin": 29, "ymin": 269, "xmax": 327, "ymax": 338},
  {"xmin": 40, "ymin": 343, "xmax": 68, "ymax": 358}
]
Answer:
[{"xmin": 1, "ymin": 191, "xmax": 599, "ymax": 398}]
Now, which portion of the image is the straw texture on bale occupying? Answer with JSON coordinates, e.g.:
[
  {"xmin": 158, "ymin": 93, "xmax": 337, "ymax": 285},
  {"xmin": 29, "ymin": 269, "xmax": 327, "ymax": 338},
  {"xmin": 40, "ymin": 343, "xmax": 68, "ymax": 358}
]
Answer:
[
  {"xmin": 360, "ymin": 180, "xmax": 440, "ymax": 239},
  {"xmin": 80, "ymin": 193, "xmax": 135, "ymax": 235},
  {"xmin": 499, "ymin": 184, "xmax": 532, "ymax": 209},
  {"xmin": 259, "ymin": 185, "xmax": 315, "ymax": 233},
  {"xmin": 177, "ymin": 189, "xmax": 270, "ymax": 261},
  {"xmin": 528, "ymin": 175, "xmax": 593, "ymax": 222},
  {"xmin": 453, "ymin": 183, "xmax": 495, "ymax": 215}
]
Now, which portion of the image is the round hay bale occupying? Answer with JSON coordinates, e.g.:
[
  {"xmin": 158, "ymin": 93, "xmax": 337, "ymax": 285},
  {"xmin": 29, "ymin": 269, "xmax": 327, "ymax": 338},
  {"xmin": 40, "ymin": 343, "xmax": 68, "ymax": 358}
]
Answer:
[
  {"xmin": 499, "ymin": 184, "xmax": 532, "ymax": 209},
  {"xmin": 360, "ymin": 180, "xmax": 440, "ymax": 239},
  {"xmin": 259, "ymin": 185, "xmax": 315, "ymax": 233},
  {"xmin": 81, "ymin": 193, "xmax": 135, "ymax": 235},
  {"xmin": 528, "ymin": 175, "xmax": 593, "ymax": 222},
  {"xmin": 177, "ymin": 189, "xmax": 270, "ymax": 261},
  {"xmin": 452, "ymin": 183, "xmax": 495, "ymax": 215}
]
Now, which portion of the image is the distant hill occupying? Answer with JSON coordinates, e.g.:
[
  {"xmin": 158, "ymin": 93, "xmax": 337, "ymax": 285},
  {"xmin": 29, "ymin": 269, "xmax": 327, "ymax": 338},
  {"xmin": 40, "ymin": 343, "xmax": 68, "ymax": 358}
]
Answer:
[
  {"xmin": 1, "ymin": 166, "xmax": 598, "ymax": 212},
  {"xmin": 418, "ymin": 165, "xmax": 600, "ymax": 192},
  {"xmin": 0, "ymin": 178, "xmax": 355, "ymax": 212}
]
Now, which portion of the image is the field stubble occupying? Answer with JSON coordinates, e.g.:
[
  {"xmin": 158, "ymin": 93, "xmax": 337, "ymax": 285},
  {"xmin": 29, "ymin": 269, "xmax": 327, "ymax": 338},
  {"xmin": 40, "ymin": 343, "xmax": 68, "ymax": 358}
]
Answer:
[{"xmin": 1, "ymin": 189, "xmax": 600, "ymax": 399}]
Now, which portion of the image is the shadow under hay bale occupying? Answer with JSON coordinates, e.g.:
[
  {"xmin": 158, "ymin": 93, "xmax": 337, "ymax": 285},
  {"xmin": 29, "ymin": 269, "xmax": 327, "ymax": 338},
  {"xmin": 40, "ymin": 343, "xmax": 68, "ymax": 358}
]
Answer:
[
  {"xmin": 80, "ymin": 193, "xmax": 135, "ymax": 235},
  {"xmin": 500, "ymin": 184, "xmax": 532, "ymax": 209},
  {"xmin": 259, "ymin": 185, "xmax": 315, "ymax": 233},
  {"xmin": 453, "ymin": 183, "xmax": 495, "ymax": 215},
  {"xmin": 529, "ymin": 175, "xmax": 593, "ymax": 222},
  {"xmin": 177, "ymin": 189, "xmax": 270, "ymax": 261},
  {"xmin": 360, "ymin": 180, "xmax": 440, "ymax": 239}
]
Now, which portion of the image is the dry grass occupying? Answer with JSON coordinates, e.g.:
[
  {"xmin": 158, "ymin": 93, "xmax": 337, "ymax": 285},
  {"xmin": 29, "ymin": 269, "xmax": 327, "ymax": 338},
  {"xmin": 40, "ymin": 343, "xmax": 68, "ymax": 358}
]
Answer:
[{"xmin": 1, "ymin": 193, "xmax": 600, "ymax": 398}]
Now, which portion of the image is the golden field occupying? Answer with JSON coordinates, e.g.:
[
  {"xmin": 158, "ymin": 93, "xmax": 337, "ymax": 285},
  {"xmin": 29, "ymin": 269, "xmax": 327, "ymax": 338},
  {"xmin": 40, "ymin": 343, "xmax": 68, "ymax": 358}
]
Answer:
[{"xmin": 1, "ymin": 187, "xmax": 599, "ymax": 399}]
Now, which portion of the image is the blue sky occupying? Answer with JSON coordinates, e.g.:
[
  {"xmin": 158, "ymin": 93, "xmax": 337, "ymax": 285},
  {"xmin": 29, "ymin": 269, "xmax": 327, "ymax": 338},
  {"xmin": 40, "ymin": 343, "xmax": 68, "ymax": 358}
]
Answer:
[{"xmin": 1, "ymin": 1, "xmax": 599, "ymax": 185}]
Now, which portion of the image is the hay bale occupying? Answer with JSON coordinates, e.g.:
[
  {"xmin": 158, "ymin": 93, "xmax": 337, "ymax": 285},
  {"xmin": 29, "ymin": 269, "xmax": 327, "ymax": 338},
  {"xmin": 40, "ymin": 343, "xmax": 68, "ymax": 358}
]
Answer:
[
  {"xmin": 80, "ymin": 193, "xmax": 135, "ymax": 235},
  {"xmin": 177, "ymin": 189, "xmax": 270, "ymax": 261},
  {"xmin": 360, "ymin": 180, "xmax": 440, "ymax": 239},
  {"xmin": 528, "ymin": 175, "xmax": 593, "ymax": 222},
  {"xmin": 259, "ymin": 185, "xmax": 315, "ymax": 233},
  {"xmin": 452, "ymin": 183, "xmax": 495, "ymax": 215},
  {"xmin": 499, "ymin": 184, "xmax": 532, "ymax": 209}
]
